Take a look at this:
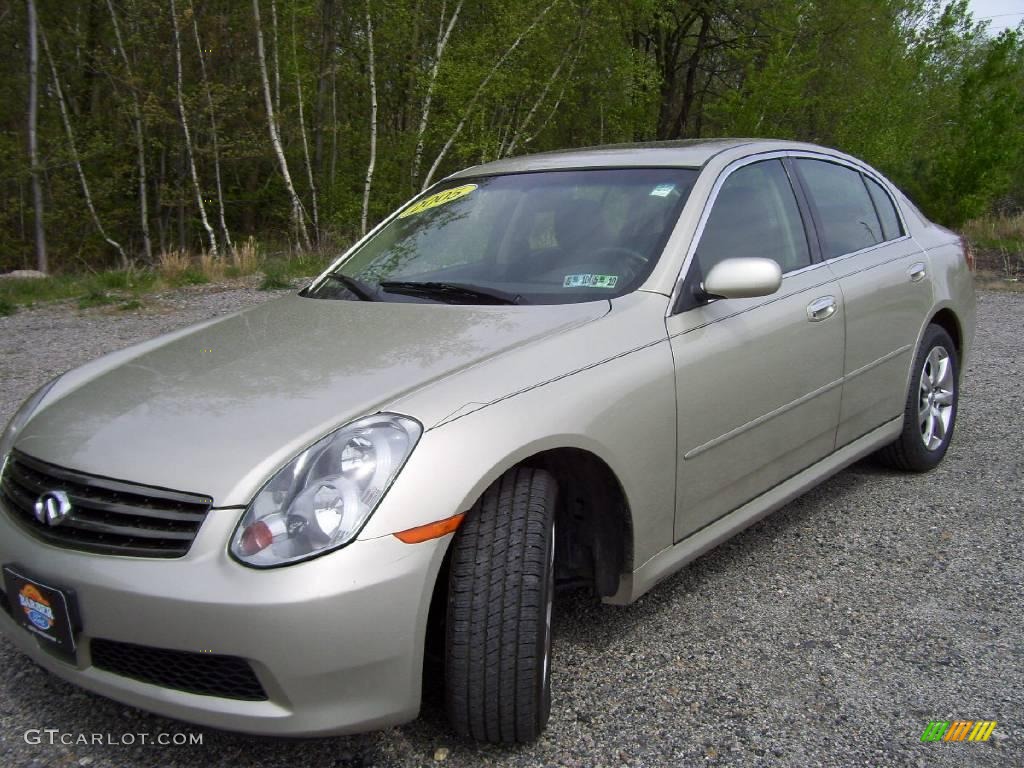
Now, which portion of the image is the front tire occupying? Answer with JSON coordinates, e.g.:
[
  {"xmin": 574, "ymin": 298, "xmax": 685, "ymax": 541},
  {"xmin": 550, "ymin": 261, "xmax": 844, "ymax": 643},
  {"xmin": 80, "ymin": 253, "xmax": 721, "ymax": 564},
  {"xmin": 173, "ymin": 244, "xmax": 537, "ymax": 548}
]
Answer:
[
  {"xmin": 876, "ymin": 324, "xmax": 959, "ymax": 472},
  {"xmin": 444, "ymin": 467, "xmax": 557, "ymax": 744}
]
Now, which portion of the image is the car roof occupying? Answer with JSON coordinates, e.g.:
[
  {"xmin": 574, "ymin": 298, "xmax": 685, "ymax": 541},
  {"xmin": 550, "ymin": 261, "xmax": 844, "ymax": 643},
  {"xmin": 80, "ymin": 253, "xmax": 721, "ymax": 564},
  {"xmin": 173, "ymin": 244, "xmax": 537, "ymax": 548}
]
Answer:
[{"xmin": 445, "ymin": 139, "xmax": 832, "ymax": 179}]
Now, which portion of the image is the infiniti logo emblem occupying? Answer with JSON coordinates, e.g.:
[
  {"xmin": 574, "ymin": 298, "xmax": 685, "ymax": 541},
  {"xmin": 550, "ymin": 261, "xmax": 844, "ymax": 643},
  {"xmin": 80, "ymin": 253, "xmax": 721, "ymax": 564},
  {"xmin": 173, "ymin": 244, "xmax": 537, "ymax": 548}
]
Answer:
[{"xmin": 34, "ymin": 490, "xmax": 72, "ymax": 527}]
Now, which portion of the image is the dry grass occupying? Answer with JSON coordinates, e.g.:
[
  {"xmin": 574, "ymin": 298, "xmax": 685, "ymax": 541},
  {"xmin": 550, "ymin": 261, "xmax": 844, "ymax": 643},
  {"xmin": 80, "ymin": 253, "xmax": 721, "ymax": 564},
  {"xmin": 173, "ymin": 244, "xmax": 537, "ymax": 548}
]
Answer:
[
  {"xmin": 156, "ymin": 248, "xmax": 192, "ymax": 280},
  {"xmin": 198, "ymin": 250, "xmax": 225, "ymax": 281},
  {"xmin": 230, "ymin": 236, "xmax": 262, "ymax": 275},
  {"xmin": 963, "ymin": 212, "xmax": 1024, "ymax": 283},
  {"xmin": 962, "ymin": 212, "xmax": 1024, "ymax": 244}
]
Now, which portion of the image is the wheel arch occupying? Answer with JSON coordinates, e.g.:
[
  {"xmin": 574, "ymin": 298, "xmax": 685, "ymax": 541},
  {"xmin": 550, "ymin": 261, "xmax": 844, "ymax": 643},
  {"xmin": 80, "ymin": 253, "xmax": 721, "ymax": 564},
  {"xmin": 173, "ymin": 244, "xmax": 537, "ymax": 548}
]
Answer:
[{"xmin": 929, "ymin": 307, "xmax": 963, "ymax": 358}]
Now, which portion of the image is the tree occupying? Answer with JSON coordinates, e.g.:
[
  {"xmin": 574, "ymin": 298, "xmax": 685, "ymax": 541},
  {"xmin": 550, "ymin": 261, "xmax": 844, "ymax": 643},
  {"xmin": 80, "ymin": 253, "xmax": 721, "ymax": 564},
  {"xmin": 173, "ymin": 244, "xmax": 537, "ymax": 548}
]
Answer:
[
  {"xmin": 253, "ymin": 0, "xmax": 311, "ymax": 249},
  {"xmin": 171, "ymin": 0, "xmax": 217, "ymax": 256},
  {"xmin": 26, "ymin": 0, "xmax": 46, "ymax": 273},
  {"xmin": 105, "ymin": 0, "xmax": 153, "ymax": 262}
]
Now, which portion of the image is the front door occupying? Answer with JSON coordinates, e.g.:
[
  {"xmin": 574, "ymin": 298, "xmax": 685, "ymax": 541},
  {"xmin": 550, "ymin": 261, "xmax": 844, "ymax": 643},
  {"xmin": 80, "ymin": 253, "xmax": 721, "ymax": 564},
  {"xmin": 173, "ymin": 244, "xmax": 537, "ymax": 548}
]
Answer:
[{"xmin": 667, "ymin": 158, "xmax": 845, "ymax": 541}]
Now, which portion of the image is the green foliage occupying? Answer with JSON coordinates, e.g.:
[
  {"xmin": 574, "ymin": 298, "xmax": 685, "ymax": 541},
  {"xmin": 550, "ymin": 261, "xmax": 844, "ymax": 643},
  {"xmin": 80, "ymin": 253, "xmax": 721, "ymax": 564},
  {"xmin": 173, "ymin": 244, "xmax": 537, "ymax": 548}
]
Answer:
[
  {"xmin": 1, "ymin": 0, "xmax": 1021, "ymax": 277},
  {"xmin": 258, "ymin": 268, "xmax": 292, "ymax": 291},
  {"xmin": 0, "ymin": 297, "xmax": 14, "ymax": 317},
  {"xmin": 77, "ymin": 289, "xmax": 116, "ymax": 309},
  {"xmin": 167, "ymin": 268, "xmax": 210, "ymax": 287}
]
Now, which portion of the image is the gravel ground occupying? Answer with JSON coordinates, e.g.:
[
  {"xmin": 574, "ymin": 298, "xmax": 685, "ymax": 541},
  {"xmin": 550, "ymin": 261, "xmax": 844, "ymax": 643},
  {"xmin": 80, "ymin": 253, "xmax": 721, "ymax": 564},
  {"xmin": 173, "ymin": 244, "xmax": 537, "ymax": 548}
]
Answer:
[{"xmin": 0, "ymin": 285, "xmax": 1020, "ymax": 768}]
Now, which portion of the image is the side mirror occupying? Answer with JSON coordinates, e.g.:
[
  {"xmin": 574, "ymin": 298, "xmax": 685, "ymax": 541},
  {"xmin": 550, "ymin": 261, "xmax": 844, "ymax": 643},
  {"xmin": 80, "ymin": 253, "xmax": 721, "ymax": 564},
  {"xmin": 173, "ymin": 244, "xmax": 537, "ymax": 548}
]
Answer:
[{"xmin": 702, "ymin": 257, "xmax": 782, "ymax": 300}]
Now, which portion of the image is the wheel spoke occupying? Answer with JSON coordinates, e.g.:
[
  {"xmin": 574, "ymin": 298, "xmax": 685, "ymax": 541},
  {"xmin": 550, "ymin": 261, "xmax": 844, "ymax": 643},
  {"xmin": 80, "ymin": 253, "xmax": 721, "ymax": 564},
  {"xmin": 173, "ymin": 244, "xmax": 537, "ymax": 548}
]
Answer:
[
  {"xmin": 935, "ymin": 354, "xmax": 951, "ymax": 389},
  {"xmin": 934, "ymin": 389, "xmax": 953, "ymax": 406},
  {"xmin": 922, "ymin": 410, "xmax": 934, "ymax": 446},
  {"xmin": 928, "ymin": 350, "xmax": 942, "ymax": 386},
  {"xmin": 919, "ymin": 404, "xmax": 930, "ymax": 426},
  {"xmin": 932, "ymin": 406, "xmax": 946, "ymax": 440}
]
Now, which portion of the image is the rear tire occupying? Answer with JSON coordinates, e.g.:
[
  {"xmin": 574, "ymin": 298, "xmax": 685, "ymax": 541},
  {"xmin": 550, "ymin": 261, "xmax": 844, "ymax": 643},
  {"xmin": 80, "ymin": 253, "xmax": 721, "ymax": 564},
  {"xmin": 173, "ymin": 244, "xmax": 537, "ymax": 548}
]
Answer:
[
  {"xmin": 876, "ymin": 324, "xmax": 959, "ymax": 472},
  {"xmin": 444, "ymin": 467, "xmax": 557, "ymax": 744}
]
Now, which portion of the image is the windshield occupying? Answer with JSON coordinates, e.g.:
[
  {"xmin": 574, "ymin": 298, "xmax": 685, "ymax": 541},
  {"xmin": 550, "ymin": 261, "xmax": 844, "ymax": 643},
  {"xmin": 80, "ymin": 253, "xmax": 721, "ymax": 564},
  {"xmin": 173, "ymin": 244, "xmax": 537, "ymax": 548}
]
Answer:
[{"xmin": 305, "ymin": 168, "xmax": 699, "ymax": 305}]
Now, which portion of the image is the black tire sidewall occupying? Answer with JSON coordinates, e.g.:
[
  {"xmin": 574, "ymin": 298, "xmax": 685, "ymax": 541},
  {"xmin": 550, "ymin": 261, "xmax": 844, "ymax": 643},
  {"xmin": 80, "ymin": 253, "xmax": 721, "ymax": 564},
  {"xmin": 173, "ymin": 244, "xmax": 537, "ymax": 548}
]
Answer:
[
  {"xmin": 901, "ymin": 325, "xmax": 959, "ymax": 469},
  {"xmin": 535, "ymin": 515, "xmax": 555, "ymax": 729}
]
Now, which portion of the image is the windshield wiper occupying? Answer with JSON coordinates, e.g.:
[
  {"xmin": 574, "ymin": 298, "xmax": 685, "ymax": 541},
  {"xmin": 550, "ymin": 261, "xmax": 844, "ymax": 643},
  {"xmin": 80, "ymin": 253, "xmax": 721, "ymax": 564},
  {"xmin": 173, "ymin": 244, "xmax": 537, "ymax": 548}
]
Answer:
[
  {"xmin": 379, "ymin": 280, "xmax": 525, "ymax": 305},
  {"xmin": 321, "ymin": 273, "xmax": 377, "ymax": 301}
]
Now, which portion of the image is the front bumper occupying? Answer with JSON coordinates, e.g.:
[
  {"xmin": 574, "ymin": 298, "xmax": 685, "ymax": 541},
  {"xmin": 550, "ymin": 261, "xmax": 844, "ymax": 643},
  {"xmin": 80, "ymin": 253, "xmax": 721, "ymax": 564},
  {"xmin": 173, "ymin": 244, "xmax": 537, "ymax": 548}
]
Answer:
[{"xmin": 0, "ymin": 499, "xmax": 449, "ymax": 736}]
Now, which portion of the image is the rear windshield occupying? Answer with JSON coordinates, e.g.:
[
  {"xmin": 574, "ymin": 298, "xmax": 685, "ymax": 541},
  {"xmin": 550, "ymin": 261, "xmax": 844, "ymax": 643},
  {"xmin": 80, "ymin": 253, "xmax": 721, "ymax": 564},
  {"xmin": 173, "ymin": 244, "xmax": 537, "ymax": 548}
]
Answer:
[{"xmin": 306, "ymin": 168, "xmax": 698, "ymax": 305}]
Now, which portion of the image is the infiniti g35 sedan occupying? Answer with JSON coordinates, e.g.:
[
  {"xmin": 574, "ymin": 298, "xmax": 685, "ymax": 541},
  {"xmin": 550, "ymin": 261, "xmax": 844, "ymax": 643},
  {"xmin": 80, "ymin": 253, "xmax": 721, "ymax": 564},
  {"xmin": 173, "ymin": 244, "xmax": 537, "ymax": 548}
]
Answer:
[{"xmin": 0, "ymin": 139, "xmax": 974, "ymax": 743}]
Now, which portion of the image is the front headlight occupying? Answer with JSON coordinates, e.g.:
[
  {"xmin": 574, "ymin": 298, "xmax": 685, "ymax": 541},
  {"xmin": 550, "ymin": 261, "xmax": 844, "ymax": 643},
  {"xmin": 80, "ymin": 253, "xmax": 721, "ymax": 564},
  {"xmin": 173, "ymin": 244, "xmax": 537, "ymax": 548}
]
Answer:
[
  {"xmin": 0, "ymin": 377, "xmax": 61, "ymax": 467},
  {"xmin": 230, "ymin": 413, "xmax": 422, "ymax": 567}
]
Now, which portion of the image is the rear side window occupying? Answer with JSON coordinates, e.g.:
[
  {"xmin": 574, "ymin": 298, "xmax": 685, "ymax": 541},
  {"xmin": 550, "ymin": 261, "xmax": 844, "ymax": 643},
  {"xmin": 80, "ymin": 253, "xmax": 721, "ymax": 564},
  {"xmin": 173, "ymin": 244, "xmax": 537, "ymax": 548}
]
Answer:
[
  {"xmin": 864, "ymin": 176, "xmax": 903, "ymax": 241},
  {"xmin": 695, "ymin": 159, "xmax": 811, "ymax": 274},
  {"xmin": 796, "ymin": 159, "xmax": 882, "ymax": 258}
]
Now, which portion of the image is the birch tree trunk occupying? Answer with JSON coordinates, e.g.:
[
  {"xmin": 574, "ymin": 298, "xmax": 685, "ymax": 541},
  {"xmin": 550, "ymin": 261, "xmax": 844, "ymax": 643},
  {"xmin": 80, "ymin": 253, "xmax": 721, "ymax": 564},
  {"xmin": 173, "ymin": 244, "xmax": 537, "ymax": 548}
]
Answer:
[
  {"xmin": 330, "ymin": 65, "xmax": 338, "ymax": 189},
  {"xmin": 503, "ymin": 38, "xmax": 575, "ymax": 157},
  {"xmin": 190, "ymin": 0, "xmax": 232, "ymax": 250},
  {"xmin": 410, "ymin": 0, "xmax": 463, "ymax": 189},
  {"xmin": 361, "ymin": 0, "xmax": 378, "ymax": 235},
  {"xmin": 40, "ymin": 25, "xmax": 128, "ymax": 266},
  {"xmin": 270, "ymin": 0, "xmax": 282, "ymax": 115},
  {"xmin": 105, "ymin": 0, "xmax": 152, "ymax": 262},
  {"xmin": 422, "ymin": 0, "xmax": 560, "ymax": 189},
  {"xmin": 171, "ymin": 0, "xmax": 217, "ymax": 257},
  {"xmin": 292, "ymin": 8, "xmax": 319, "ymax": 243},
  {"xmin": 26, "ymin": 0, "xmax": 47, "ymax": 273},
  {"xmin": 253, "ymin": 0, "xmax": 311, "ymax": 249},
  {"xmin": 520, "ymin": 46, "xmax": 581, "ymax": 150}
]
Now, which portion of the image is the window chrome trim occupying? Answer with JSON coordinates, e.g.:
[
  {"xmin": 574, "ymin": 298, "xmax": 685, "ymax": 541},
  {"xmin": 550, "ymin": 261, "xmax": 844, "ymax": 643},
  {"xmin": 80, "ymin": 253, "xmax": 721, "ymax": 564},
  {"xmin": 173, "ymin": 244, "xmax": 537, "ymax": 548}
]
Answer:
[{"xmin": 668, "ymin": 149, "xmax": 912, "ymax": 317}]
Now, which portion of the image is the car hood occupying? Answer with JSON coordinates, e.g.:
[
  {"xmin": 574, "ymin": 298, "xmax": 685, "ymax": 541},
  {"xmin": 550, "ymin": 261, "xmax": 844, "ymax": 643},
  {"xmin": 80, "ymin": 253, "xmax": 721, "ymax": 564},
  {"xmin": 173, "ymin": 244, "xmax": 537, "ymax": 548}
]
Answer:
[{"xmin": 16, "ymin": 294, "xmax": 608, "ymax": 505}]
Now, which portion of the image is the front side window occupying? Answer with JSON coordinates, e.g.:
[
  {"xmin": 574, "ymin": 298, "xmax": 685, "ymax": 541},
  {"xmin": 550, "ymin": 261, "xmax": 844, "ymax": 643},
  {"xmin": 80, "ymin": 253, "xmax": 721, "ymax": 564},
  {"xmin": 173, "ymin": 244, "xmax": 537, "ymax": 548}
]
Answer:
[
  {"xmin": 796, "ymin": 159, "xmax": 883, "ymax": 258},
  {"xmin": 305, "ymin": 168, "xmax": 699, "ymax": 305},
  {"xmin": 694, "ymin": 159, "xmax": 811, "ymax": 275}
]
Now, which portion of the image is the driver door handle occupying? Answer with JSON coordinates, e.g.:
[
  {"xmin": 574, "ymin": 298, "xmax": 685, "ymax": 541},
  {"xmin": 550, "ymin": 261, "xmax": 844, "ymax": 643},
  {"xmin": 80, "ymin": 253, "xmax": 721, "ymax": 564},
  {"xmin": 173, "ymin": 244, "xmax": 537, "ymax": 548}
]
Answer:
[{"xmin": 807, "ymin": 296, "xmax": 837, "ymax": 322}]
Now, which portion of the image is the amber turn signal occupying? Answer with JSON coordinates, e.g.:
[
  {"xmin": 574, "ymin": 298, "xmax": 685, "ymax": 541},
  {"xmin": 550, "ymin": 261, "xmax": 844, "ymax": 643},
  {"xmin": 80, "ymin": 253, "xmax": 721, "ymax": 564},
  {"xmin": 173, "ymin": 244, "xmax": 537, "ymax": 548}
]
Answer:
[{"xmin": 393, "ymin": 513, "xmax": 465, "ymax": 544}]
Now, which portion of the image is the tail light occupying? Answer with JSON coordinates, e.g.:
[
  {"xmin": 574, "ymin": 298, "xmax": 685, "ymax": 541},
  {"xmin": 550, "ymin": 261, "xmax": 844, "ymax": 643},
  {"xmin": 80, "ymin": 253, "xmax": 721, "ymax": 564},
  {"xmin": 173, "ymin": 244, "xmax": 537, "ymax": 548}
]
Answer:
[{"xmin": 960, "ymin": 235, "xmax": 976, "ymax": 271}]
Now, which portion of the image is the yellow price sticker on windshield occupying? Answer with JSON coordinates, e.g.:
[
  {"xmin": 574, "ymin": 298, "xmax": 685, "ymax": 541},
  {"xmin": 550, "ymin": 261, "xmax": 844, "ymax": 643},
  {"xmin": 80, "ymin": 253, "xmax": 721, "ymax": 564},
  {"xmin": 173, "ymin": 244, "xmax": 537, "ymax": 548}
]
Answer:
[{"xmin": 399, "ymin": 184, "xmax": 478, "ymax": 219}]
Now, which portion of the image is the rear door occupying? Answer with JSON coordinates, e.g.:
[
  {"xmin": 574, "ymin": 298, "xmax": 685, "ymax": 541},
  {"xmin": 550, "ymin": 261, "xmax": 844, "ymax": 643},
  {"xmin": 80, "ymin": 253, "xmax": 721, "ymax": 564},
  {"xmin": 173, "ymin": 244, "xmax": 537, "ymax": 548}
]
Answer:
[
  {"xmin": 668, "ymin": 157, "xmax": 845, "ymax": 542},
  {"xmin": 792, "ymin": 158, "xmax": 933, "ymax": 447}
]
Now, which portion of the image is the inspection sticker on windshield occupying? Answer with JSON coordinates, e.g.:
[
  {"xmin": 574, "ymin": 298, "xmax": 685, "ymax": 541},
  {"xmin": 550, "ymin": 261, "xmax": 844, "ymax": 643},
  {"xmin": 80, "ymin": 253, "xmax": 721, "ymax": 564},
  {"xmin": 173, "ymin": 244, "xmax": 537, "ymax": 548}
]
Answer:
[
  {"xmin": 649, "ymin": 183, "xmax": 675, "ymax": 198},
  {"xmin": 563, "ymin": 274, "xmax": 618, "ymax": 289},
  {"xmin": 399, "ymin": 184, "xmax": 478, "ymax": 219}
]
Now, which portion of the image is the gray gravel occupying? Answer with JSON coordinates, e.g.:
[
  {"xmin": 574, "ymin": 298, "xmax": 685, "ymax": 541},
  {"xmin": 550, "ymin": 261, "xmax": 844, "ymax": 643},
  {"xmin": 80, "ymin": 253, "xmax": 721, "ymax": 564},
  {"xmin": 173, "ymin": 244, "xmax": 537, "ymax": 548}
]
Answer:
[{"xmin": 0, "ymin": 286, "xmax": 1020, "ymax": 768}]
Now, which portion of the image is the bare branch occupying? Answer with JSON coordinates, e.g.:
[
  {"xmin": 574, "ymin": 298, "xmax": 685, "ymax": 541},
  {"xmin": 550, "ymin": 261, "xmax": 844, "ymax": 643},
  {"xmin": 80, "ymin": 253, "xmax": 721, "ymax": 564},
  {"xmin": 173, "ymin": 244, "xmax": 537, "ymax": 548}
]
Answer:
[
  {"xmin": 105, "ymin": 0, "xmax": 152, "ymax": 261},
  {"xmin": 422, "ymin": 0, "xmax": 562, "ymax": 190},
  {"xmin": 171, "ymin": 0, "xmax": 217, "ymax": 256},
  {"xmin": 40, "ymin": 23, "xmax": 128, "ymax": 266},
  {"xmin": 253, "ymin": 0, "xmax": 311, "ymax": 249},
  {"xmin": 190, "ymin": 0, "xmax": 232, "ymax": 250},
  {"xmin": 361, "ymin": 0, "xmax": 378, "ymax": 235}
]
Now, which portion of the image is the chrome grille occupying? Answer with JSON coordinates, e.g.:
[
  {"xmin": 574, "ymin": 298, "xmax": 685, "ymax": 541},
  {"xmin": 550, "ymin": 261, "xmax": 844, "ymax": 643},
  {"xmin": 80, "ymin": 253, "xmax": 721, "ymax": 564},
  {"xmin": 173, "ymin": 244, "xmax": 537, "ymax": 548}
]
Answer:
[{"xmin": 0, "ymin": 451, "xmax": 212, "ymax": 558}]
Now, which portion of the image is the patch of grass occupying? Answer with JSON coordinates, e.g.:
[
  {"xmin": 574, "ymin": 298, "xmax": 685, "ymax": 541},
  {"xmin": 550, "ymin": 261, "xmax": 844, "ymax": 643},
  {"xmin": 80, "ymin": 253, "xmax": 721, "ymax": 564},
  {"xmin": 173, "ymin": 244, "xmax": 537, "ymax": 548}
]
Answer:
[
  {"xmin": 963, "ymin": 213, "xmax": 1024, "ymax": 255},
  {"xmin": 258, "ymin": 267, "xmax": 292, "ymax": 291},
  {"xmin": 167, "ymin": 268, "xmax": 209, "ymax": 287},
  {"xmin": 0, "ymin": 275, "xmax": 82, "ymax": 306},
  {"xmin": 230, "ymin": 236, "xmax": 262, "ymax": 275},
  {"xmin": 0, "ymin": 238, "xmax": 332, "ymax": 308},
  {"xmin": 157, "ymin": 248, "xmax": 192, "ymax": 280},
  {"xmin": 77, "ymin": 289, "xmax": 115, "ymax": 309},
  {"xmin": 975, "ymin": 270, "xmax": 1024, "ymax": 292}
]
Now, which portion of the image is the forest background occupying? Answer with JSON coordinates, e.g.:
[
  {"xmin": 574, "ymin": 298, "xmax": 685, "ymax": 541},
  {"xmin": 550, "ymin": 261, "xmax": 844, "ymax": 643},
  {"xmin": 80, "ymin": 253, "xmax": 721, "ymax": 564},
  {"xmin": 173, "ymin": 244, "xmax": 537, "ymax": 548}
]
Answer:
[{"xmin": 2, "ymin": 0, "xmax": 1022, "ymax": 306}]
